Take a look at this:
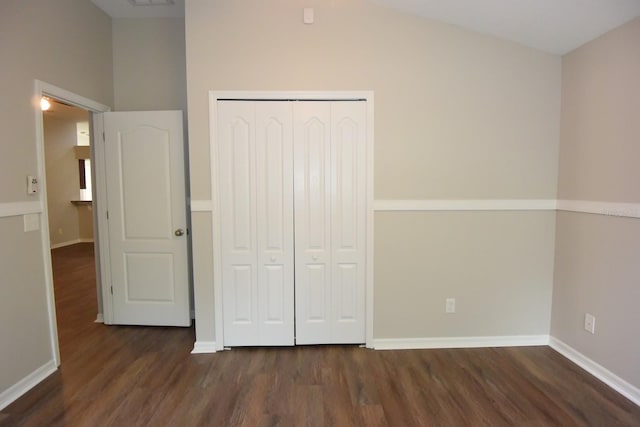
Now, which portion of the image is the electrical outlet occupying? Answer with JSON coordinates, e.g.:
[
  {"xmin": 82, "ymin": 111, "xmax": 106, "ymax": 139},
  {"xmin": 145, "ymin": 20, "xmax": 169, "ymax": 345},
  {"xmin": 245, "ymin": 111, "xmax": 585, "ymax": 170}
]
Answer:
[
  {"xmin": 584, "ymin": 313, "xmax": 595, "ymax": 334},
  {"xmin": 446, "ymin": 298, "xmax": 455, "ymax": 313}
]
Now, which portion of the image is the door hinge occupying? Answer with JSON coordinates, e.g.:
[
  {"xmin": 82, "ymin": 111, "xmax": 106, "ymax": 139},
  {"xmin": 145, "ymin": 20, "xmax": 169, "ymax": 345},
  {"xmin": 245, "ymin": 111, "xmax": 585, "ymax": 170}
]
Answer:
[
  {"xmin": 106, "ymin": 210, "xmax": 109, "ymax": 220},
  {"xmin": 102, "ymin": 131, "xmax": 105, "ymax": 142},
  {"xmin": 110, "ymin": 286, "xmax": 113, "ymax": 295}
]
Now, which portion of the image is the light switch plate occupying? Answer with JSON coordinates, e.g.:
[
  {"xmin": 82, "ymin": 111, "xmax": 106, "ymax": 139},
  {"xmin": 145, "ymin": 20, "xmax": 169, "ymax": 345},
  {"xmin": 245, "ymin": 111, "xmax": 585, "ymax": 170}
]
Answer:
[
  {"xmin": 303, "ymin": 8, "xmax": 314, "ymax": 24},
  {"xmin": 24, "ymin": 213, "xmax": 40, "ymax": 232}
]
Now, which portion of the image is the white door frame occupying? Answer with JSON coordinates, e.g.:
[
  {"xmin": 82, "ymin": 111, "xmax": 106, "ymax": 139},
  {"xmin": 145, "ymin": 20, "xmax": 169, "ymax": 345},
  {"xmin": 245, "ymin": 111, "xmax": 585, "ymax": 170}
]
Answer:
[
  {"xmin": 209, "ymin": 91, "xmax": 375, "ymax": 350},
  {"xmin": 34, "ymin": 80, "xmax": 110, "ymax": 366}
]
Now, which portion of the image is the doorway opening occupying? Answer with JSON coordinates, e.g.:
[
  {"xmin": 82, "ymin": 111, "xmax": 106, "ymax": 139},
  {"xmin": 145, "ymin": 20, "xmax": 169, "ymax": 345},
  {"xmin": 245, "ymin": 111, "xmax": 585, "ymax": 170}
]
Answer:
[
  {"xmin": 42, "ymin": 98, "xmax": 100, "ymax": 362},
  {"xmin": 35, "ymin": 81, "xmax": 110, "ymax": 365}
]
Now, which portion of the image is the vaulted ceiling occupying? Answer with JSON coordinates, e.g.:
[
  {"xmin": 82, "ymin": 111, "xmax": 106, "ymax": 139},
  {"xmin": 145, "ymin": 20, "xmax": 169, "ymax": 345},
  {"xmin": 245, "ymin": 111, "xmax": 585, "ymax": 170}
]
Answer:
[{"xmin": 91, "ymin": 0, "xmax": 640, "ymax": 54}]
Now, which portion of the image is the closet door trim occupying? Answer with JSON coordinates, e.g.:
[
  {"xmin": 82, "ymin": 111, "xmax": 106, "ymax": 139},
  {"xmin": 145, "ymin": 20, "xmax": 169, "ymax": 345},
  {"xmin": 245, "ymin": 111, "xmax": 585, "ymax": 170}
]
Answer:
[{"xmin": 209, "ymin": 91, "xmax": 374, "ymax": 350}]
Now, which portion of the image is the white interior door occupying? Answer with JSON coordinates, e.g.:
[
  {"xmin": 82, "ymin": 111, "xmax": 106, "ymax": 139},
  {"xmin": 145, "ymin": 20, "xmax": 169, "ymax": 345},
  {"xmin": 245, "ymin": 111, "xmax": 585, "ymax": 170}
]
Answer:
[
  {"xmin": 294, "ymin": 101, "xmax": 367, "ymax": 344},
  {"xmin": 218, "ymin": 101, "xmax": 295, "ymax": 346},
  {"xmin": 216, "ymin": 99, "xmax": 367, "ymax": 346},
  {"xmin": 103, "ymin": 111, "xmax": 190, "ymax": 326}
]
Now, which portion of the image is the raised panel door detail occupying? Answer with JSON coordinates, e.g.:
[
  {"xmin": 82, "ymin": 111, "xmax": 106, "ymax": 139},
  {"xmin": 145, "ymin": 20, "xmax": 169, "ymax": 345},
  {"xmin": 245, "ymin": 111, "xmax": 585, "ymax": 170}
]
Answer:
[
  {"xmin": 264, "ymin": 265, "xmax": 285, "ymax": 323},
  {"xmin": 119, "ymin": 127, "xmax": 172, "ymax": 240},
  {"xmin": 124, "ymin": 253, "xmax": 174, "ymax": 302},
  {"xmin": 231, "ymin": 119, "xmax": 253, "ymax": 252},
  {"xmin": 306, "ymin": 265, "xmax": 327, "ymax": 321},
  {"xmin": 263, "ymin": 119, "xmax": 285, "ymax": 251},
  {"xmin": 335, "ymin": 118, "xmax": 358, "ymax": 250},
  {"xmin": 336, "ymin": 263, "xmax": 357, "ymax": 321},
  {"xmin": 232, "ymin": 266, "xmax": 253, "ymax": 323},
  {"xmin": 305, "ymin": 118, "xmax": 327, "ymax": 250}
]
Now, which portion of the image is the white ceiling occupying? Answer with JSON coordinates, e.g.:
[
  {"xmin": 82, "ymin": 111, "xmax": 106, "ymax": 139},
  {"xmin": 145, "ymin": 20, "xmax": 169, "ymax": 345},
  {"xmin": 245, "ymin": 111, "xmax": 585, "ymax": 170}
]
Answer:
[
  {"xmin": 90, "ymin": 0, "xmax": 640, "ymax": 54},
  {"xmin": 374, "ymin": 0, "xmax": 640, "ymax": 54}
]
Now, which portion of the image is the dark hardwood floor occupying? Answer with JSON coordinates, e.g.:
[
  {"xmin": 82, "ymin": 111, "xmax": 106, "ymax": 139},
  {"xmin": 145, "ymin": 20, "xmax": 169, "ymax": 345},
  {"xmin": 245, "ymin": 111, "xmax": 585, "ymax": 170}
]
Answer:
[{"xmin": 1, "ymin": 243, "xmax": 639, "ymax": 426}]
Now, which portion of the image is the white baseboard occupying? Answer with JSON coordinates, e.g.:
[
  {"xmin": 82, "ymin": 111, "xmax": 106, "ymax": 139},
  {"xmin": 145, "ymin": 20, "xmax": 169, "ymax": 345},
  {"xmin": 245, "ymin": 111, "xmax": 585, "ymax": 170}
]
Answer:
[
  {"xmin": 0, "ymin": 360, "xmax": 57, "ymax": 411},
  {"xmin": 94, "ymin": 313, "xmax": 104, "ymax": 323},
  {"xmin": 50, "ymin": 238, "xmax": 94, "ymax": 249},
  {"xmin": 191, "ymin": 341, "xmax": 217, "ymax": 354},
  {"xmin": 549, "ymin": 337, "xmax": 640, "ymax": 406},
  {"xmin": 373, "ymin": 335, "xmax": 550, "ymax": 350}
]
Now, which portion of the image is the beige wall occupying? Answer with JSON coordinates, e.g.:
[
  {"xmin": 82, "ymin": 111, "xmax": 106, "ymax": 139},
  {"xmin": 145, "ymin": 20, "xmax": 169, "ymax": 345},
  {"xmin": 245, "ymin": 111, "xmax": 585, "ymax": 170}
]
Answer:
[
  {"xmin": 0, "ymin": 0, "xmax": 112, "ymax": 397},
  {"xmin": 376, "ymin": 211, "xmax": 556, "ymax": 338},
  {"xmin": 185, "ymin": 0, "xmax": 561, "ymax": 343},
  {"xmin": 112, "ymin": 18, "xmax": 187, "ymax": 112},
  {"xmin": 557, "ymin": 17, "xmax": 640, "ymax": 203},
  {"xmin": 0, "ymin": 217, "xmax": 51, "ymax": 395},
  {"xmin": 552, "ymin": 17, "xmax": 640, "ymax": 389},
  {"xmin": 78, "ymin": 206, "xmax": 94, "ymax": 241}
]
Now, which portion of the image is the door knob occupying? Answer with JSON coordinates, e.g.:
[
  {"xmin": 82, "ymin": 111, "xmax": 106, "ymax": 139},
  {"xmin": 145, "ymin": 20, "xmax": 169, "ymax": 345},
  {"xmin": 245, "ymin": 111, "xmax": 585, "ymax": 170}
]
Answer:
[{"xmin": 175, "ymin": 228, "xmax": 185, "ymax": 237}]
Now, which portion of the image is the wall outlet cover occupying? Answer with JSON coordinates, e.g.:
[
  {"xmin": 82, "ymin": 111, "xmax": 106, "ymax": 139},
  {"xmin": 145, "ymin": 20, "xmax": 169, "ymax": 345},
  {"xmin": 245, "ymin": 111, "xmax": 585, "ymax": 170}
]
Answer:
[
  {"xmin": 584, "ymin": 313, "xmax": 596, "ymax": 334},
  {"xmin": 446, "ymin": 298, "xmax": 456, "ymax": 313}
]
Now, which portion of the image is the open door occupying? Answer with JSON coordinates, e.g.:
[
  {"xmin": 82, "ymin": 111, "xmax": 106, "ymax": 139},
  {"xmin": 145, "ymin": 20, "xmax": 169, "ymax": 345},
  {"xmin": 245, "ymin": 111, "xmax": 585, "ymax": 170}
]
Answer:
[{"xmin": 100, "ymin": 111, "xmax": 190, "ymax": 327}]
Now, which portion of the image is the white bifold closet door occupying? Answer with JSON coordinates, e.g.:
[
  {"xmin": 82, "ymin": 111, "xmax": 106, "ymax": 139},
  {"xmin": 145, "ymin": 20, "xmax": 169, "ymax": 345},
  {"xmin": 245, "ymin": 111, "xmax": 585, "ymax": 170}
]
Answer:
[
  {"xmin": 293, "ymin": 101, "xmax": 366, "ymax": 344},
  {"xmin": 218, "ymin": 100, "xmax": 366, "ymax": 346},
  {"xmin": 218, "ymin": 101, "xmax": 295, "ymax": 346}
]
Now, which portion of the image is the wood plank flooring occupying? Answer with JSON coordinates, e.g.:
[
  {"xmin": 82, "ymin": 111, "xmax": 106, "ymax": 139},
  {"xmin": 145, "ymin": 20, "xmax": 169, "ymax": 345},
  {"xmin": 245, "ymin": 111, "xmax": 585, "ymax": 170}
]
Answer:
[{"xmin": 1, "ymin": 243, "xmax": 639, "ymax": 426}]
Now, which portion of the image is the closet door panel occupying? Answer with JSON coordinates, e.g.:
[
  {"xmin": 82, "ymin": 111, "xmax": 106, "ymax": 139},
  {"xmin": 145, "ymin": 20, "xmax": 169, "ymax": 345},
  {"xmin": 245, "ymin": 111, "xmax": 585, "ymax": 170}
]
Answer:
[
  {"xmin": 218, "ymin": 101, "xmax": 259, "ymax": 346},
  {"xmin": 330, "ymin": 101, "xmax": 367, "ymax": 343},
  {"xmin": 255, "ymin": 102, "xmax": 294, "ymax": 345},
  {"xmin": 294, "ymin": 102, "xmax": 332, "ymax": 344}
]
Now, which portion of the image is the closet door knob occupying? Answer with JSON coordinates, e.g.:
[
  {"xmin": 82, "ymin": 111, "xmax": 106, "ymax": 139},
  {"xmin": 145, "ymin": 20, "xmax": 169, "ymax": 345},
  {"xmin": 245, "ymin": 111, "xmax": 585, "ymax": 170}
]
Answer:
[{"xmin": 175, "ymin": 228, "xmax": 185, "ymax": 237}]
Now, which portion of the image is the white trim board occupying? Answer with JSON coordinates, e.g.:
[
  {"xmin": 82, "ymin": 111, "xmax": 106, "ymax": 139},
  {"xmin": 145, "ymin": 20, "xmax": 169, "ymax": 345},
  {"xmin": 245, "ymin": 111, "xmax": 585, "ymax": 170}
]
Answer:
[
  {"xmin": 549, "ymin": 337, "xmax": 640, "ymax": 407},
  {"xmin": 0, "ymin": 201, "xmax": 43, "ymax": 218},
  {"xmin": 556, "ymin": 199, "xmax": 640, "ymax": 219},
  {"xmin": 0, "ymin": 360, "xmax": 57, "ymax": 411},
  {"xmin": 190, "ymin": 199, "xmax": 214, "ymax": 212},
  {"xmin": 375, "ymin": 199, "xmax": 640, "ymax": 219},
  {"xmin": 191, "ymin": 341, "xmax": 218, "ymax": 354},
  {"xmin": 373, "ymin": 335, "xmax": 550, "ymax": 350},
  {"xmin": 374, "ymin": 199, "xmax": 557, "ymax": 211},
  {"xmin": 186, "ymin": 198, "xmax": 640, "ymax": 218}
]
